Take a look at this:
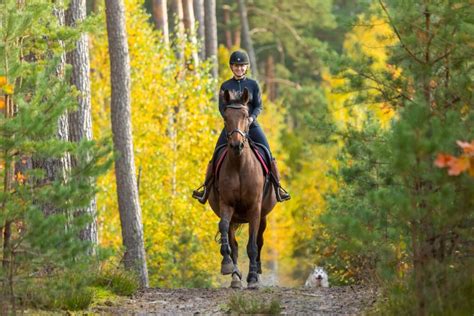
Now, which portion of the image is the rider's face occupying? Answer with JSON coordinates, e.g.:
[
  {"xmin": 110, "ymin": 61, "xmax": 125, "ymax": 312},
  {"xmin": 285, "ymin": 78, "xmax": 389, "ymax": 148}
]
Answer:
[{"xmin": 231, "ymin": 63, "xmax": 248, "ymax": 78}]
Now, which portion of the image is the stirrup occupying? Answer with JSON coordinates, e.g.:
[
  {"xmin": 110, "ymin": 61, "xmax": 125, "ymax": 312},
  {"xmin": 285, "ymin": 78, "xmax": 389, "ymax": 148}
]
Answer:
[
  {"xmin": 192, "ymin": 185, "xmax": 208, "ymax": 204},
  {"xmin": 276, "ymin": 186, "xmax": 291, "ymax": 202}
]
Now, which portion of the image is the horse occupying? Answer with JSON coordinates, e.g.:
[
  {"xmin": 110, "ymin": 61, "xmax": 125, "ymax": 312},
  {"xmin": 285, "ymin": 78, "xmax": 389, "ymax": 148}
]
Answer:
[{"xmin": 208, "ymin": 88, "xmax": 277, "ymax": 289}]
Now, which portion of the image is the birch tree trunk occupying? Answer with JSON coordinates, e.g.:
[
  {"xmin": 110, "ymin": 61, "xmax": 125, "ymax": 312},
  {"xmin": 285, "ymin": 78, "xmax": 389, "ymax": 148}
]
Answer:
[
  {"xmin": 204, "ymin": 0, "xmax": 218, "ymax": 79},
  {"xmin": 152, "ymin": 0, "xmax": 169, "ymax": 44},
  {"xmin": 66, "ymin": 0, "xmax": 98, "ymax": 246},
  {"xmin": 105, "ymin": 0, "xmax": 149, "ymax": 288},
  {"xmin": 171, "ymin": 0, "xmax": 185, "ymax": 60},
  {"xmin": 193, "ymin": 0, "xmax": 205, "ymax": 60},
  {"xmin": 182, "ymin": 0, "xmax": 199, "ymax": 66},
  {"xmin": 237, "ymin": 0, "xmax": 258, "ymax": 77}
]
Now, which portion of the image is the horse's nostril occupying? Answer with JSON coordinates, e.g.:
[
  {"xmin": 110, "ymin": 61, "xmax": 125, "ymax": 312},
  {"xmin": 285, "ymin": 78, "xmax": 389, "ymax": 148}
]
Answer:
[{"xmin": 230, "ymin": 142, "xmax": 243, "ymax": 153}]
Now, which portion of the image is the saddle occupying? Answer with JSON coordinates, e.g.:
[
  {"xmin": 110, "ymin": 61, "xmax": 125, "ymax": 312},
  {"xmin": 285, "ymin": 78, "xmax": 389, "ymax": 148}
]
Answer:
[{"xmin": 212, "ymin": 142, "xmax": 273, "ymax": 196}]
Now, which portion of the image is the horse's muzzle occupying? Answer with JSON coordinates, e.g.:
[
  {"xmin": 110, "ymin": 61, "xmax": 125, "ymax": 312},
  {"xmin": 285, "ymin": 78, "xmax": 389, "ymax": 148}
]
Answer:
[{"xmin": 230, "ymin": 142, "xmax": 244, "ymax": 155}]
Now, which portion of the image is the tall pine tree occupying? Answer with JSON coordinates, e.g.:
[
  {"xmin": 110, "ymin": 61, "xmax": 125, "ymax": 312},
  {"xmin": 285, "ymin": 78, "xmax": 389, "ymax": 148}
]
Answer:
[
  {"xmin": 0, "ymin": 0, "xmax": 111, "ymax": 311},
  {"xmin": 319, "ymin": 1, "xmax": 474, "ymax": 314}
]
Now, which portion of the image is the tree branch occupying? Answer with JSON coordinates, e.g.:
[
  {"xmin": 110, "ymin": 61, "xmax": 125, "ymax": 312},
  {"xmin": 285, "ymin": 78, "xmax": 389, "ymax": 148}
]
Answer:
[{"xmin": 378, "ymin": 0, "xmax": 425, "ymax": 64}]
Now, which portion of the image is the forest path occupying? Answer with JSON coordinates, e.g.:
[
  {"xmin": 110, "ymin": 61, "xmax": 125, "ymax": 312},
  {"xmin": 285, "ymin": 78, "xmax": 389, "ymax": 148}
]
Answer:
[{"xmin": 93, "ymin": 285, "xmax": 378, "ymax": 315}]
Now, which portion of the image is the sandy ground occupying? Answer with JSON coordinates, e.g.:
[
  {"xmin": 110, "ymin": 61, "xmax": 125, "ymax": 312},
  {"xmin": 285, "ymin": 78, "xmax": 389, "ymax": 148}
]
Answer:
[{"xmin": 93, "ymin": 285, "xmax": 378, "ymax": 315}]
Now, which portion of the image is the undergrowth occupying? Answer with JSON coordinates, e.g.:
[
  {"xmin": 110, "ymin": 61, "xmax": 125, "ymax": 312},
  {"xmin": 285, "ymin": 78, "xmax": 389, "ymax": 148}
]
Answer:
[{"xmin": 227, "ymin": 292, "xmax": 282, "ymax": 315}]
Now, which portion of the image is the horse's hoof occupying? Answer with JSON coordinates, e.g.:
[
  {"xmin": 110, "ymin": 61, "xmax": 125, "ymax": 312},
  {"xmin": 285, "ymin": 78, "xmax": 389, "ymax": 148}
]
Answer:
[
  {"xmin": 247, "ymin": 280, "xmax": 260, "ymax": 289},
  {"xmin": 221, "ymin": 262, "xmax": 234, "ymax": 275},
  {"xmin": 231, "ymin": 270, "xmax": 242, "ymax": 288},
  {"xmin": 231, "ymin": 280, "xmax": 243, "ymax": 289}
]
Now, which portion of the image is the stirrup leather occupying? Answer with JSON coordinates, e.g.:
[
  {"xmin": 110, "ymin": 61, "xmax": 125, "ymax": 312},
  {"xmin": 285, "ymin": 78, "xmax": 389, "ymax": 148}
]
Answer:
[{"xmin": 269, "ymin": 172, "xmax": 291, "ymax": 202}]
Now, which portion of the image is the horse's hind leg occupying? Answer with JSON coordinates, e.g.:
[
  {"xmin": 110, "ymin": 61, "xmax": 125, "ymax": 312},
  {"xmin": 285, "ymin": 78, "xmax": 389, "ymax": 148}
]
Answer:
[
  {"xmin": 219, "ymin": 205, "xmax": 234, "ymax": 275},
  {"xmin": 229, "ymin": 223, "xmax": 242, "ymax": 288},
  {"xmin": 256, "ymin": 216, "xmax": 267, "ymax": 275}
]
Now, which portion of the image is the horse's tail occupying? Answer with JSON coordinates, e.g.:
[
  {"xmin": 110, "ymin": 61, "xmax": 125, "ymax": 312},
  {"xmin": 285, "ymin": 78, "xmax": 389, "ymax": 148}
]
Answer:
[{"xmin": 214, "ymin": 222, "xmax": 244, "ymax": 243}]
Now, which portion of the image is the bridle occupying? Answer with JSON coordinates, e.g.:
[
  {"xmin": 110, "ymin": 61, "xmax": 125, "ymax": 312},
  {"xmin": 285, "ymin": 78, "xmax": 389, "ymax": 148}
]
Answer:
[{"xmin": 224, "ymin": 104, "xmax": 249, "ymax": 143}]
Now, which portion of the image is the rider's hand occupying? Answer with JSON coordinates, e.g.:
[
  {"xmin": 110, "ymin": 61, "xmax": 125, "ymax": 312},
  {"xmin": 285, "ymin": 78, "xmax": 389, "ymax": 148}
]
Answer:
[{"xmin": 248, "ymin": 116, "xmax": 254, "ymax": 125}]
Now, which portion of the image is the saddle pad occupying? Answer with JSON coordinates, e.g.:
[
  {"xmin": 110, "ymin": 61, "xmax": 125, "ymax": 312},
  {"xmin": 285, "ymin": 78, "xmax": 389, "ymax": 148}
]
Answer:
[
  {"xmin": 214, "ymin": 147, "xmax": 228, "ymax": 177},
  {"xmin": 250, "ymin": 142, "xmax": 271, "ymax": 175},
  {"xmin": 250, "ymin": 145, "xmax": 270, "ymax": 175}
]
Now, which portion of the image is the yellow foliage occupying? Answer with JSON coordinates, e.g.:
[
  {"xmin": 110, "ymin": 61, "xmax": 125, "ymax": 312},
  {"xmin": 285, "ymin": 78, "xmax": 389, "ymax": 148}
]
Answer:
[
  {"xmin": 3, "ymin": 83, "xmax": 14, "ymax": 95},
  {"xmin": 344, "ymin": 16, "xmax": 395, "ymax": 70},
  {"xmin": 325, "ymin": 16, "xmax": 398, "ymax": 132},
  {"xmin": 0, "ymin": 76, "xmax": 7, "ymax": 88},
  {"xmin": 91, "ymin": 0, "xmax": 221, "ymax": 287}
]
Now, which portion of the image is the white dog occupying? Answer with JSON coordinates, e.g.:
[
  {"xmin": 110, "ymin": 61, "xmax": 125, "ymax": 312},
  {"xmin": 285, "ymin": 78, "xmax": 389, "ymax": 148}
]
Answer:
[{"xmin": 304, "ymin": 266, "xmax": 329, "ymax": 288}]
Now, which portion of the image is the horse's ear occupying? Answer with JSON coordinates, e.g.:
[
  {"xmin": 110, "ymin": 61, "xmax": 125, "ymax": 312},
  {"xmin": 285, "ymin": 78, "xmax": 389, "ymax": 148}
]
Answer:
[
  {"xmin": 223, "ymin": 89, "xmax": 231, "ymax": 105},
  {"xmin": 241, "ymin": 88, "xmax": 249, "ymax": 104}
]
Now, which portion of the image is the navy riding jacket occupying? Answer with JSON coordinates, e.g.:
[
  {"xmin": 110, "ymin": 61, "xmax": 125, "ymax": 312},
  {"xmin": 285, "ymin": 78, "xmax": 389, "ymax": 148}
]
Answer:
[
  {"xmin": 218, "ymin": 76, "xmax": 262, "ymax": 124},
  {"xmin": 214, "ymin": 76, "xmax": 272, "ymax": 159}
]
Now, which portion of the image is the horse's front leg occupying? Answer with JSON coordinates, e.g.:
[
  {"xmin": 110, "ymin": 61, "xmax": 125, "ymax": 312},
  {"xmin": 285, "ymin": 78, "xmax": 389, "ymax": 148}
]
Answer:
[
  {"xmin": 219, "ymin": 205, "xmax": 234, "ymax": 275},
  {"xmin": 229, "ymin": 223, "xmax": 242, "ymax": 288},
  {"xmin": 247, "ymin": 208, "xmax": 261, "ymax": 289}
]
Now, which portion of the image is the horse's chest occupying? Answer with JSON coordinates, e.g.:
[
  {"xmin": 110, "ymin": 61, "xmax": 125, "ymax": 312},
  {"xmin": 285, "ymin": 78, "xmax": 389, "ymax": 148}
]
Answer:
[{"xmin": 219, "ymin": 181, "xmax": 262, "ymax": 209}]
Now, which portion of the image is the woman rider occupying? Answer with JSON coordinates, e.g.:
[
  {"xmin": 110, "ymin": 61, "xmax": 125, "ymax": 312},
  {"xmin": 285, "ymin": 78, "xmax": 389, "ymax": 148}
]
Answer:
[{"xmin": 192, "ymin": 50, "xmax": 290, "ymax": 203}]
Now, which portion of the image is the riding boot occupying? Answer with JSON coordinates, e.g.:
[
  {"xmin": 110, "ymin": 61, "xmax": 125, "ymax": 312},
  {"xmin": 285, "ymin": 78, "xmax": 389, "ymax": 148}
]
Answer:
[
  {"xmin": 270, "ymin": 159, "xmax": 291, "ymax": 202},
  {"xmin": 192, "ymin": 161, "xmax": 214, "ymax": 204}
]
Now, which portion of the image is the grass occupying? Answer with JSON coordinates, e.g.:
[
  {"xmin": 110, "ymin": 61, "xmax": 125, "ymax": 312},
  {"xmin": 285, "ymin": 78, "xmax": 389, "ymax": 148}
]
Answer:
[
  {"xmin": 93, "ymin": 268, "xmax": 140, "ymax": 296},
  {"xmin": 227, "ymin": 292, "xmax": 282, "ymax": 315},
  {"xmin": 21, "ymin": 281, "xmax": 94, "ymax": 311},
  {"xmin": 16, "ymin": 267, "xmax": 138, "ymax": 313}
]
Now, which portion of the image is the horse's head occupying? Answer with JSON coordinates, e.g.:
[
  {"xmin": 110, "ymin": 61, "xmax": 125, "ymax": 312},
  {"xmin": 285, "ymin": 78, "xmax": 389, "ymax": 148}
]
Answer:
[{"xmin": 223, "ymin": 88, "xmax": 250, "ymax": 156}]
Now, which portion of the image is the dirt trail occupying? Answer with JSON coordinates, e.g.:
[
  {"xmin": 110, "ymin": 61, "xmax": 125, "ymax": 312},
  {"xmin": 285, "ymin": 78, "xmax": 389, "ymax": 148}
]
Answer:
[{"xmin": 94, "ymin": 285, "xmax": 378, "ymax": 315}]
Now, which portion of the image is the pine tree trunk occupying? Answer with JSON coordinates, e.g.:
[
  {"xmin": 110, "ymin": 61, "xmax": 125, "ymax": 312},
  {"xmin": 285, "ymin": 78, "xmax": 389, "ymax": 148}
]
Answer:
[
  {"xmin": 223, "ymin": 4, "xmax": 232, "ymax": 49},
  {"xmin": 193, "ymin": 0, "xmax": 205, "ymax": 60},
  {"xmin": 152, "ymin": 0, "xmax": 169, "ymax": 44},
  {"xmin": 233, "ymin": 28, "xmax": 241, "ymax": 48},
  {"xmin": 265, "ymin": 55, "xmax": 276, "ymax": 101},
  {"xmin": 33, "ymin": 2, "xmax": 72, "ymax": 217},
  {"xmin": 182, "ymin": 0, "xmax": 199, "ymax": 66},
  {"xmin": 105, "ymin": 0, "xmax": 149, "ymax": 288},
  {"xmin": 237, "ymin": 0, "xmax": 258, "ymax": 78},
  {"xmin": 55, "ymin": 2, "xmax": 72, "ymax": 189},
  {"xmin": 92, "ymin": 0, "xmax": 101, "ymax": 13},
  {"xmin": 66, "ymin": 0, "xmax": 98, "ymax": 246},
  {"xmin": 204, "ymin": 0, "xmax": 218, "ymax": 79}
]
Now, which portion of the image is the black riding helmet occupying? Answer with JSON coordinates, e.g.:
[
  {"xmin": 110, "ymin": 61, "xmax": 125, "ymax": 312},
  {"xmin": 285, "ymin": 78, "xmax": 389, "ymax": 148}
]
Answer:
[{"xmin": 229, "ymin": 50, "xmax": 250, "ymax": 65}]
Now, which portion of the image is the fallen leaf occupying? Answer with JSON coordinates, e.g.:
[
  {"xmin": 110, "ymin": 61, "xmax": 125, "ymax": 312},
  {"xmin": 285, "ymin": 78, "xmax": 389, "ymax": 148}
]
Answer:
[
  {"xmin": 456, "ymin": 140, "xmax": 474, "ymax": 154},
  {"xmin": 447, "ymin": 156, "xmax": 470, "ymax": 176},
  {"xmin": 434, "ymin": 153, "xmax": 455, "ymax": 168}
]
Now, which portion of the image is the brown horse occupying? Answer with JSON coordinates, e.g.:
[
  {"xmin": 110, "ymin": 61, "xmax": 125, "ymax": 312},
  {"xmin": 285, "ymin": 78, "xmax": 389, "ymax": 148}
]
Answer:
[{"xmin": 208, "ymin": 88, "xmax": 277, "ymax": 289}]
